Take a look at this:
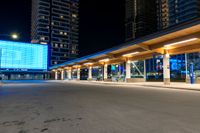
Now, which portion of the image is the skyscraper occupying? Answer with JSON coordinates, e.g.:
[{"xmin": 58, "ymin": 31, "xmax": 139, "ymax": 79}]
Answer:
[
  {"xmin": 157, "ymin": 0, "xmax": 200, "ymax": 30},
  {"xmin": 31, "ymin": 0, "xmax": 79, "ymax": 66},
  {"xmin": 125, "ymin": 0, "xmax": 157, "ymax": 41}
]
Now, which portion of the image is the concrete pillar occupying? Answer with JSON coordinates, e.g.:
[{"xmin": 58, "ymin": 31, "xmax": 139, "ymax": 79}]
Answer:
[
  {"xmin": 77, "ymin": 68, "xmax": 80, "ymax": 80},
  {"xmin": 144, "ymin": 60, "xmax": 146, "ymax": 81},
  {"xmin": 104, "ymin": 64, "xmax": 108, "ymax": 80},
  {"xmin": 88, "ymin": 66, "xmax": 92, "ymax": 80},
  {"xmin": 163, "ymin": 53, "xmax": 170, "ymax": 85},
  {"xmin": 61, "ymin": 70, "xmax": 64, "ymax": 80},
  {"xmin": 126, "ymin": 61, "xmax": 131, "ymax": 80},
  {"xmin": 55, "ymin": 71, "xmax": 58, "ymax": 80},
  {"xmin": 185, "ymin": 53, "xmax": 190, "ymax": 83},
  {"xmin": 67, "ymin": 70, "xmax": 72, "ymax": 80}
]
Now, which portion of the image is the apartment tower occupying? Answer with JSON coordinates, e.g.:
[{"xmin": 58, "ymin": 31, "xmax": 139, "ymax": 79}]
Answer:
[
  {"xmin": 125, "ymin": 0, "xmax": 157, "ymax": 41},
  {"xmin": 157, "ymin": 0, "xmax": 200, "ymax": 30},
  {"xmin": 31, "ymin": 0, "xmax": 79, "ymax": 66}
]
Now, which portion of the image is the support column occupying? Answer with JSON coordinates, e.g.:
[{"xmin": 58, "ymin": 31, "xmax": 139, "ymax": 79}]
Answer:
[
  {"xmin": 185, "ymin": 53, "xmax": 189, "ymax": 83},
  {"xmin": 163, "ymin": 52, "xmax": 170, "ymax": 85},
  {"xmin": 144, "ymin": 60, "xmax": 146, "ymax": 81},
  {"xmin": 77, "ymin": 68, "xmax": 80, "ymax": 80},
  {"xmin": 61, "ymin": 70, "xmax": 64, "ymax": 80},
  {"xmin": 67, "ymin": 69, "xmax": 72, "ymax": 80},
  {"xmin": 126, "ymin": 61, "xmax": 131, "ymax": 81},
  {"xmin": 55, "ymin": 71, "xmax": 58, "ymax": 80},
  {"xmin": 103, "ymin": 64, "xmax": 108, "ymax": 80},
  {"xmin": 88, "ymin": 66, "xmax": 92, "ymax": 80}
]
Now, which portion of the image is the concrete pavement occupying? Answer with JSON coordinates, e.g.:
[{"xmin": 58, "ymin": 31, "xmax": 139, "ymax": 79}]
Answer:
[{"xmin": 0, "ymin": 80, "xmax": 200, "ymax": 133}]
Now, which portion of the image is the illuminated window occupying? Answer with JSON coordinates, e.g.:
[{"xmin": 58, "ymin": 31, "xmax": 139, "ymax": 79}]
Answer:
[
  {"xmin": 40, "ymin": 42, "xmax": 47, "ymax": 45},
  {"xmin": 40, "ymin": 37, "xmax": 45, "ymax": 41},
  {"xmin": 72, "ymin": 14, "xmax": 77, "ymax": 18}
]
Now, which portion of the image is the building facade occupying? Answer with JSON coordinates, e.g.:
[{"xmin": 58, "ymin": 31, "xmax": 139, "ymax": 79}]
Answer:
[
  {"xmin": 125, "ymin": 0, "xmax": 157, "ymax": 41},
  {"xmin": 126, "ymin": 0, "xmax": 200, "ymax": 41},
  {"xmin": 0, "ymin": 40, "xmax": 48, "ymax": 80},
  {"xmin": 31, "ymin": 0, "xmax": 79, "ymax": 66},
  {"xmin": 157, "ymin": 0, "xmax": 200, "ymax": 30}
]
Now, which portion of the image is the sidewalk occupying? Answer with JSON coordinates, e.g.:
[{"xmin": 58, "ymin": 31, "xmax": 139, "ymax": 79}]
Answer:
[{"xmin": 65, "ymin": 80, "xmax": 200, "ymax": 91}]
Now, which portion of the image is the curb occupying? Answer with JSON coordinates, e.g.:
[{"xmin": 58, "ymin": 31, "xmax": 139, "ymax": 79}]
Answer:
[
  {"xmin": 65, "ymin": 81, "xmax": 200, "ymax": 92},
  {"xmin": 136, "ymin": 84, "xmax": 200, "ymax": 92}
]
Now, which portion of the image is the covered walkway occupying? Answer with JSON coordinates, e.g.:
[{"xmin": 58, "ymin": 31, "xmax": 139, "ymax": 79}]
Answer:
[{"xmin": 51, "ymin": 19, "xmax": 200, "ymax": 85}]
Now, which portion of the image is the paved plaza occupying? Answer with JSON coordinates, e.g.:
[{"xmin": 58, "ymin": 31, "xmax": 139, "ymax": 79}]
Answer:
[{"xmin": 0, "ymin": 81, "xmax": 200, "ymax": 133}]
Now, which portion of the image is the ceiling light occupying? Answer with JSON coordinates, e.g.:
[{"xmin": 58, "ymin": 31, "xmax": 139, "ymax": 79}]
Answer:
[
  {"xmin": 84, "ymin": 62, "xmax": 93, "ymax": 65},
  {"xmin": 123, "ymin": 52, "xmax": 139, "ymax": 57},
  {"xmin": 99, "ymin": 58, "xmax": 110, "ymax": 62},
  {"xmin": 164, "ymin": 38, "xmax": 198, "ymax": 47}
]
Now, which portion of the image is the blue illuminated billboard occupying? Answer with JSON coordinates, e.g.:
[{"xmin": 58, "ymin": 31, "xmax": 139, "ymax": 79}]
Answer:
[{"xmin": 0, "ymin": 40, "xmax": 48, "ymax": 71}]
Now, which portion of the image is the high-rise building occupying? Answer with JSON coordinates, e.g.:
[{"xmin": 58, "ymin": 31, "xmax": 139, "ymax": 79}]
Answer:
[
  {"xmin": 125, "ymin": 0, "xmax": 157, "ymax": 41},
  {"xmin": 157, "ymin": 0, "xmax": 200, "ymax": 30},
  {"xmin": 31, "ymin": 0, "xmax": 79, "ymax": 66},
  {"xmin": 126, "ymin": 0, "xmax": 200, "ymax": 41}
]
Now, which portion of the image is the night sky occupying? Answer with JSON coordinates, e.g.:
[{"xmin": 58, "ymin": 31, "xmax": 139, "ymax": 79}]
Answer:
[{"xmin": 0, "ymin": 0, "xmax": 124, "ymax": 57}]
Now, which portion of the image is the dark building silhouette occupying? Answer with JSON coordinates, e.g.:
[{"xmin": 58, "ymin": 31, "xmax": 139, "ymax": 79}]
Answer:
[
  {"xmin": 126, "ymin": 0, "xmax": 200, "ymax": 41},
  {"xmin": 125, "ymin": 0, "xmax": 157, "ymax": 41}
]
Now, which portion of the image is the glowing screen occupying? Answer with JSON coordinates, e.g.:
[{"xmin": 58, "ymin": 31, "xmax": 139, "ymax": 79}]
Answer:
[{"xmin": 0, "ymin": 40, "xmax": 48, "ymax": 70}]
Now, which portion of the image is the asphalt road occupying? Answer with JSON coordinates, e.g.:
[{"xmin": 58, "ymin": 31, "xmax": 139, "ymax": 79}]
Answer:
[{"xmin": 0, "ymin": 80, "xmax": 200, "ymax": 133}]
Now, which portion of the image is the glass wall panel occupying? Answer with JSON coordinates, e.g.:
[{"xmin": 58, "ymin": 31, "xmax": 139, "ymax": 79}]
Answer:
[
  {"xmin": 108, "ymin": 63, "xmax": 125, "ymax": 82},
  {"xmin": 92, "ymin": 66, "xmax": 103, "ymax": 81},
  {"xmin": 64, "ymin": 71, "xmax": 68, "ymax": 79},
  {"xmin": 187, "ymin": 52, "xmax": 200, "ymax": 78},
  {"xmin": 72, "ymin": 70, "xmax": 77, "ymax": 79},
  {"xmin": 130, "ymin": 60, "xmax": 144, "ymax": 78},
  {"xmin": 170, "ymin": 54, "xmax": 186, "ymax": 82},
  {"xmin": 80, "ymin": 68, "xmax": 88, "ymax": 80},
  {"xmin": 146, "ymin": 55, "xmax": 163, "ymax": 81},
  {"xmin": 146, "ymin": 54, "xmax": 186, "ymax": 82}
]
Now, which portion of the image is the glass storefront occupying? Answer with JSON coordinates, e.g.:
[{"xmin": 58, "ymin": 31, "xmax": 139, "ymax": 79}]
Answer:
[
  {"xmin": 92, "ymin": 66, "xmax": 103, "ymax": 81},
  {"xmin": 1, "ymin": 73, "xmax": 47, "ymax": 80},
  {"xmin": 108, "ymin": 63, "xmax": 125, "ymax": 82},
  {"xmin": 187, "ymin": 52, "xmax": 200, "ymax": 79},
  {"xmin": 130, "ymin": 60, "xmax": 145, "ymax": 78},
  {"xmin": 146, "ymin": 54, "xmax": 186, "ymax": 82}
]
